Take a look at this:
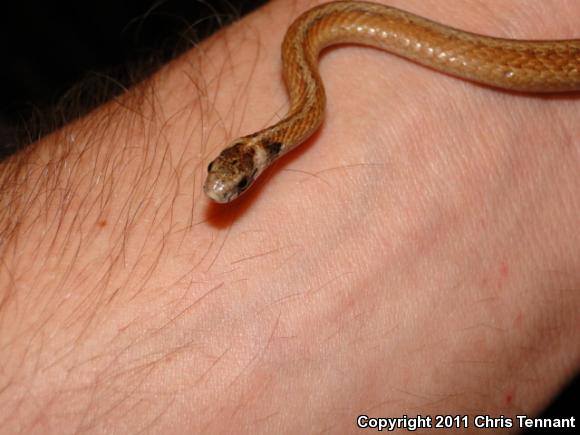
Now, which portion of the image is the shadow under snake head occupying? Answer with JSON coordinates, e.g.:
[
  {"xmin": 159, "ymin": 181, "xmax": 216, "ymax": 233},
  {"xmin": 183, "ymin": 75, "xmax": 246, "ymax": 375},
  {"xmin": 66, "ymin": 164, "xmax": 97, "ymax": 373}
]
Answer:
[{"xmin": 203, "ymin": 141, "xmax": 261, "ymax": 203}]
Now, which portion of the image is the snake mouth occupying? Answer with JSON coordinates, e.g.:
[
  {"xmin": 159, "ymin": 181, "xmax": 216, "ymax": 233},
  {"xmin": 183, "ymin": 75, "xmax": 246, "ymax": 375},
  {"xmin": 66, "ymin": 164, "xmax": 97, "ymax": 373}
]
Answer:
[
  {"xmin": 204, "ymin": 170, "xmax": 258, "ymax": 203},
  {"xmin": 203, "ymin": 176, "xmax": 234, "ymax": 203}
]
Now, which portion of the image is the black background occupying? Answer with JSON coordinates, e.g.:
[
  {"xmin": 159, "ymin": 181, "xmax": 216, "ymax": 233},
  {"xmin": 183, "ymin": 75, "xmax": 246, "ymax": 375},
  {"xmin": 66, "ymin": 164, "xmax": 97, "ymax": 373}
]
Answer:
[
  {"xmin": 0, "ymin": 0, "xmax": 577, "ymax": 428},
  {"xmin": 0, "ymin": 0, "xmax": 266, "ymax": 156}
]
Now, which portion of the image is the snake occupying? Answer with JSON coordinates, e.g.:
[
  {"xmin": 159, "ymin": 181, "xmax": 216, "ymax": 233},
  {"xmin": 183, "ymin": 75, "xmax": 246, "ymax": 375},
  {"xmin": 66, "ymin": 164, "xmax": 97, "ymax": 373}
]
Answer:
[{"xmin": 203, "ymin": 1, "xmax": 580, "ymax": 203}]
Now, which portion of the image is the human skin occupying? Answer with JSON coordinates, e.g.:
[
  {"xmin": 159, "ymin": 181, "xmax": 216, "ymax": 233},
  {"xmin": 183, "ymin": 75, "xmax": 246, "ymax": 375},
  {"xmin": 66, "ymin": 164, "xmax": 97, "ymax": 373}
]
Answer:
[{"xmin": 0, "ymin": 0, "xmax": 579, "ymax": 433}]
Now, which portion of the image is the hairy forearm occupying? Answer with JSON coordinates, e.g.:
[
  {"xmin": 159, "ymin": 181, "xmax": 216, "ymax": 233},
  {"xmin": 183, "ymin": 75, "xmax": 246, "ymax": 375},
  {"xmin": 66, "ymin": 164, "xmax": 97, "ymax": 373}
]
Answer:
[
  {"xmin": 1, "ymin": 0, "xmax": 579, "ymax": 433},
  {"xmin": 0, "ymin": 44, "xmax": 219, "ymax": 432}
]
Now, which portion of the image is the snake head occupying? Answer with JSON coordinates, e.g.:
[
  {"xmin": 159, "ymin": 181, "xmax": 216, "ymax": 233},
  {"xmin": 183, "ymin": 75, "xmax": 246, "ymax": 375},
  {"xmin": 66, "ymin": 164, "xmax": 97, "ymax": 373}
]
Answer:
[{"xmin": 204, "ymin": 142, "xmax": 260, "ymax": 203}]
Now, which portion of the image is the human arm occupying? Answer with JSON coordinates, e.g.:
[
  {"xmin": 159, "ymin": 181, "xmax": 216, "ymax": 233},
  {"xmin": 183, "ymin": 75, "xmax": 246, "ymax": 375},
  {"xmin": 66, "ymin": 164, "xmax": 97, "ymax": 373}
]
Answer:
[{"xmin": 1, "ymin": 0, "xmax": 579, "ymax": 432}]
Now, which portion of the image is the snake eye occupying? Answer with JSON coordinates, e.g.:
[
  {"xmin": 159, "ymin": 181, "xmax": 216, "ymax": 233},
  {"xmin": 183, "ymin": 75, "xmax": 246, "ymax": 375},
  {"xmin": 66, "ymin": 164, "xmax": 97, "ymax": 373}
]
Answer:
[
  {"xmin": 237, "ymin": 176, "xmax": 250, "ymax": 192},
  {"xmin": 207, "ymin": 161, "xmax": 214, "ymax": 172}
]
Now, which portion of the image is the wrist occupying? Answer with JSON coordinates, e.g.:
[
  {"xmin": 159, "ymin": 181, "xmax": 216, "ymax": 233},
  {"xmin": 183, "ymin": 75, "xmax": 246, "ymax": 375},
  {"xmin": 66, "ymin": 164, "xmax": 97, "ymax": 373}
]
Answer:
[{"xmin": 0, "ymin": 1, "xmax": 578, "ymax": 432}]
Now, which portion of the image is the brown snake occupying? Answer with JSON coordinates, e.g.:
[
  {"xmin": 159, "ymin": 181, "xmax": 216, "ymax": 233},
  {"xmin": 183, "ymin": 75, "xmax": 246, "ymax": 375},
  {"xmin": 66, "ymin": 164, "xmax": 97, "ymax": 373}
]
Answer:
[{"xmin": 204, "ymin": 1, "xmax": 580, "ymax": 203}]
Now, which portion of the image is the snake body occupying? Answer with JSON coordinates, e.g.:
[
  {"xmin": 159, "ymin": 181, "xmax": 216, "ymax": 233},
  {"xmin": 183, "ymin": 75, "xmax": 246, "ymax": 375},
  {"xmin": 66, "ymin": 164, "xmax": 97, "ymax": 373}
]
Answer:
[{"xmin": 203, "ymin": 1, "xmax": 580, "ymax": 203}]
